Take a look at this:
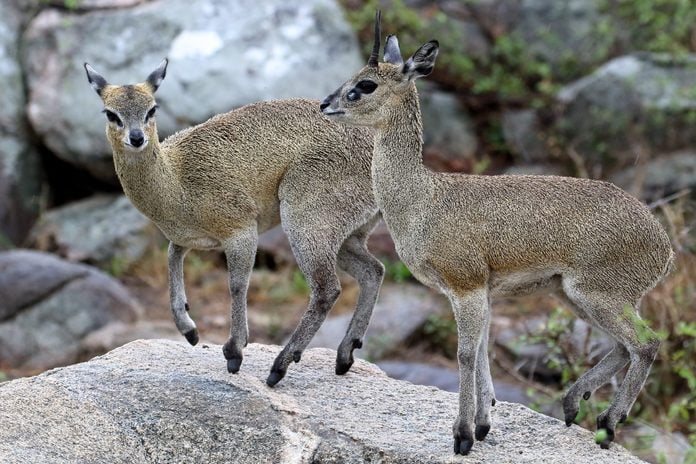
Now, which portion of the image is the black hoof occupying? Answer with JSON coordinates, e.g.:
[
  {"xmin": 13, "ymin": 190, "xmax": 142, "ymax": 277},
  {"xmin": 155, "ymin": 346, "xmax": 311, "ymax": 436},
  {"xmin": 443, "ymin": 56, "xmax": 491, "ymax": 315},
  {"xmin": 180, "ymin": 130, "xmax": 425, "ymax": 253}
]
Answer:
[
  {"xmin": 475, "ymin": 424, "xmax": 490, "ymax": 441},
  {"xmin": 266, "ymin": 369, "xmax": 286, "ymax": 387},
  {"xmin": 454, "ymin": 435, "xmax": 474, "ymax": 455},
  {"xmin": 596, "ymin": 416, "xmax": 615, "ymax": 449},
  {"xmin": 491, "ymin": 398, "xmax": 496, "ymax": 407},
  {"xmin": 335, "ymin": 357, "xmax": 354, "ymax": 376},
  {"xmin": 184, "ymin": 329, "xmax": 199, "ymax": 346},
  {"xmin": 222, "ymin": 340, "xmax": 244, "ymax": 373},
  {"xmin": 583, "ymin": 391, "xmax": 591, "ymax": 400},
  {"xmin": 564, "ymin": 406, "xmax": 578, "ymax": 427},
  {"xmin": 227, "ymin": 358, "xmax": 242, "ymax": 374},
  {"xmin": 335, "ymin": 338, "xmax": 362, "ymax": 376},
  {"xmin": 292, "ymin": 350, "xmax": 302, "ymax": 363}
]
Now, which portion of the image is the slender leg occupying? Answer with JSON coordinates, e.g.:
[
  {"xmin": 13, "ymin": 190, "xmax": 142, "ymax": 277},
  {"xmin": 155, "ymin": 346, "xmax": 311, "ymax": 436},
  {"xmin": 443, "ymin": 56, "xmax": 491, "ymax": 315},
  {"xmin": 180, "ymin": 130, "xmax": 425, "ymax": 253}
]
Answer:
[
  {"xmin": 221, "ymin": 226, "xmax": 258, "ymax": 374},
  {"xmin": 335, "ymin": 224, "xmax": 384, "ymax": 375},
  {"xmin": 168, "ymin": 242, "xmax": 198, "ymax": 345},
  {"xmin": 562, "ymin": 343, "xmax": 630, "ymax": 426},
  {"xmin": 474, "ymin": 308, "xmax": 494, "ymax": 441},
  {"xmin": 555, "ymin": 291, "xmax": 631, "ymax": 426},
  {"xmin": 450, "ymin": 288, "xmax": 489, "ymax": 456},
  {"xmin": 267, "ymin": 251, "xmax": 341, "ymax": 386},
  {"xmin": 564, "ymin": 278, "xmax": 659, "ymax": 448}
]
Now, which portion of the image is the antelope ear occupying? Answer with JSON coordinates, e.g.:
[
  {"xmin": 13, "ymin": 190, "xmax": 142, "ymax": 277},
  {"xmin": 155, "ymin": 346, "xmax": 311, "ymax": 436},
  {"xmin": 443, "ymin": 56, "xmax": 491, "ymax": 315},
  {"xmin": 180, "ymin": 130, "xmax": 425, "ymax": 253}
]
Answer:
[
  {"xmin": 84, "ymin": 63, "xmax": 108, "ymax": 96},
  {"xmin": 384, "ymin": 35, "xmax": 403, "ymax": 65},
  {"xmin": 145, "ymin": 58, "xmax": 168, "ymax": 92},
  {"xmin": 402, "ymin": 40, "xmax": 439, "ymax": 81}
]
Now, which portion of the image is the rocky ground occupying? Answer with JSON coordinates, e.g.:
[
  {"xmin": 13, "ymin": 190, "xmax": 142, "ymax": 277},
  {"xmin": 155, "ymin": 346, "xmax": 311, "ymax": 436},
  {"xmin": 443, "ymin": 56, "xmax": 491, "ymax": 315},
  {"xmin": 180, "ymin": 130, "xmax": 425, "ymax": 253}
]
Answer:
[{"xmin": 0, "ymin": 339, "xmax": 646, "ymax": 464}]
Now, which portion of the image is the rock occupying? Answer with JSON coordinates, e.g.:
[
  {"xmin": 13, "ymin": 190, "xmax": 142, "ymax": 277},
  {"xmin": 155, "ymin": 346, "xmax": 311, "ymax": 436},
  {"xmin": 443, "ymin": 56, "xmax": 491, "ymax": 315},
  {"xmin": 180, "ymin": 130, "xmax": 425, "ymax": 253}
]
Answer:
[
  {"xmin": 29, "ymin": 194, "xmax": 161, "ymax": 271},
  {"xmin": 366, "ymin": 220, "xmax": 398, "ymax": 261},
  {"xmin": 419, "ymin": 82, "xmax": 479, "ymax": 172},
  {"xmin": 503, "ymin": 164, "xmax": 567, "ymax": 176},
  {"xmin": 256, "ymin": 225, "xmax": 295, "ymax": 268},
  {"xmin": 79, "ymin": 319, "xmax": 181, "ymax": 360},
  {"xmin": 502, "ymin": 109, "xmax": 551, "ymax": 163},
  {"xmin": 467, "ymin": 0, "xmax": 615, "ymax": 78},
  {"xmin": 495, "ymin": 315, "xmax": 613, "ymax": 381},
  {"xmin": 0, "ymin": 250, "xmax": 141, "ymax": 370},
  {"xmin": 621, "ymin": 423, "xmax": 694, "ymax": 464},
  {"xmin": 308, "ymin": 283, "xmax": 448, "ymax": 360},
  {"xmin": 0, "ymin": 339, "xmax": 646, "ymax": 463},
  {"xmin": 22, "ymin": 0, "xmax": 364, "ymax": 180},
  {"xmin": 377, "ymin": 360, "xmax": 533, "ymax": 405},
  {"xmin": 555, "ymin": 53, "xmax": 696, "ymax": 176},
  {"xmin": 257, "ymin": 219, "xmax": 399, "ymax": 269},
  {"xmin": 610, "ymin": 150, "xmax": 696, "ymax": 202},
  {"xmin": 43, "ymin": 0, "xmax": 150, "ymax": 8},
  {"xmin": 0, "ymin": 1, "xmax": 43, "ymax": 246},
  {"xmin": 405, "ymin": 0, "xmax": 491, "ymax": 60}
]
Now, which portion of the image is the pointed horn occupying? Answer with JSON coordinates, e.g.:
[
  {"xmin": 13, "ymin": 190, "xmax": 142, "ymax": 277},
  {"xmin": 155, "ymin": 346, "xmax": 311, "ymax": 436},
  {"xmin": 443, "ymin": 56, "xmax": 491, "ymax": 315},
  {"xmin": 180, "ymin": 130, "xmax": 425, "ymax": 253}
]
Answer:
[{"xmin": 367, "ymin": 10, "xmax": 381, "ymax": 68}]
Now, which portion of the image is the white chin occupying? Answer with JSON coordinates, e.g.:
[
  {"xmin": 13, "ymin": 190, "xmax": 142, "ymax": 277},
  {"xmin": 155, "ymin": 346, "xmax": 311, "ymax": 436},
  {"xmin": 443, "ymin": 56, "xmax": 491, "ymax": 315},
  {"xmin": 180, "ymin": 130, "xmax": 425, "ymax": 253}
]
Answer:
[{"xmin": 123, "ymin": 143, "xmax": 148, "ymax": 153}]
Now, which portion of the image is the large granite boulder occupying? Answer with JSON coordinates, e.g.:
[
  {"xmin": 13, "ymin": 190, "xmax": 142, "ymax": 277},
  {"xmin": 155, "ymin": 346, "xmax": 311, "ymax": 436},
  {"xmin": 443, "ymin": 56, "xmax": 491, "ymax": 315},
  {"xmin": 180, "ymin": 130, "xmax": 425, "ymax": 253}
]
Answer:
[
  {"xmin": 29, "ymin": 194, "xmax": 161, "ymax": 271},
  {"xmin": 465, "ymin": 0, "xmax": 616, "ymax": 78},
  {"xmin": 554, "ymin": 53, "xmax": 696, "ymax": 176},
  {"xmin": 0, "ymin": 339, "xmax": 645, "ymax": 463},
  {"xmin": 22, "ymin": 0, "xmax": 363, "ymax": 181},
  {"xmin": 308, "ymin": 283, "xmax": 451, "ymax": 360},
  {"xmin": 0, "ymin": 250, "xmax": 141, "ymax": 371},
  {"xmin": 0, "ymin": 2, "xmax": 43, "ymax": 246}
]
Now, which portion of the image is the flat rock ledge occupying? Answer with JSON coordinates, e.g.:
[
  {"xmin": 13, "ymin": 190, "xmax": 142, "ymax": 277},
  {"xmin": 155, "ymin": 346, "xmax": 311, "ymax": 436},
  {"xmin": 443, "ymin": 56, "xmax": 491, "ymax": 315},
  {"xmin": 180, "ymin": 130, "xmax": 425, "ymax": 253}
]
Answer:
[{"xmin": 0, "ymin": 340, "xmax": 644, "ymax": 464}]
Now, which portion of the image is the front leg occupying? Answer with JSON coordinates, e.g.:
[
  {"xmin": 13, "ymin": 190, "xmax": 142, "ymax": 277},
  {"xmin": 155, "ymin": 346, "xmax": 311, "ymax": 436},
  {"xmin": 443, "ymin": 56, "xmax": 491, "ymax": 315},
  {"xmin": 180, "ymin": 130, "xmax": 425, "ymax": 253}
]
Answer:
[
  {"xmin": 450, "ymin": 288, "xmax": 488, "ymax": 456},
  {"xmin": 168, "ymin": 242, "xmax": 198, "ymax": 345},
  {"xmin": 474, "ymin": 310, "xmax": 494, "ymax": 441},
  {"xmin": 221, "ymin": 226, "xmax": 258, "ymax": 374}
]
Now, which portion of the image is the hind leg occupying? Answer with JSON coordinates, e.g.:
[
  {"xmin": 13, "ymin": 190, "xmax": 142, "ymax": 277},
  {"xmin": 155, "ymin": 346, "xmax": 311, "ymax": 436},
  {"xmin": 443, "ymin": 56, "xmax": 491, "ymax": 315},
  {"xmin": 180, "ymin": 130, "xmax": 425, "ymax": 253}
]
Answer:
[
  {"xmin": 266, "ymin": 199, "xmax": 346, "ymax": 386},
  {"xmin": 168, "ymin": 242, "xmax": 198, "ymax": 345},
  {"xmin": 335, "ymin": 216, "xmax": 384, "ymax": 375},
  {"xmin": 563, "ymin": 279, "xmax": 659, "ymax": 448},
  {"xmin": 554, "ymin": 292, "xmax": 631, "ymax": 426}
]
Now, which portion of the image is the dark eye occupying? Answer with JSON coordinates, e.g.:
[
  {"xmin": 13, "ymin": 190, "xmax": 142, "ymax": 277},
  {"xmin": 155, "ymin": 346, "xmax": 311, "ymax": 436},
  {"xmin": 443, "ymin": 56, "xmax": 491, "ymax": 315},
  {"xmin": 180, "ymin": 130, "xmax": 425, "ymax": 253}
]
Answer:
[
  {"xmin": 355, "ymin": 80, "xmax": 378, "ymax": 94},
  {"xmin": 145, "ymin": 106, "xmax": 157, "ymax": 122},
  {"xmin": 103, "ymin": 109, "xmax": 122, "ymax": 127},
  {"xmin": 347, "ymin": 90, "xmax": 359, "ymax": 102}
]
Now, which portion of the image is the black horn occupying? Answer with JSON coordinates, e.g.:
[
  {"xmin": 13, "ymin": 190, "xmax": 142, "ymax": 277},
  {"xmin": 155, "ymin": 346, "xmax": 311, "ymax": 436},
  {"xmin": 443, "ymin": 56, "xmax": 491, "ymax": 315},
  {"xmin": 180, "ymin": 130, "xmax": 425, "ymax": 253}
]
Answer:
[{"xmin": 368, "ymin": 10, "xmax": 381, "ymax": 67}]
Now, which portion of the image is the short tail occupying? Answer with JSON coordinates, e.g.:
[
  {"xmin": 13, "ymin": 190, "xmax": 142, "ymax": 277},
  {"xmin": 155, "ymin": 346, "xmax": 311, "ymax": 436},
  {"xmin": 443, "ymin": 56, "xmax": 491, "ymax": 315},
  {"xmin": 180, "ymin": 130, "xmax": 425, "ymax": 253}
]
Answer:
[{"xmin": 663, "ymin": 247, "xmax": 676, "ymax": 278}]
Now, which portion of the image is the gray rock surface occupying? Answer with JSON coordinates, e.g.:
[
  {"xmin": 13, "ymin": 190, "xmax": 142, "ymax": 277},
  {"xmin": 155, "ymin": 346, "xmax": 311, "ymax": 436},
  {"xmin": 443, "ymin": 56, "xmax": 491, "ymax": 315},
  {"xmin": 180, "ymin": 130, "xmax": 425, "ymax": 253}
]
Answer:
[
  {"xmin": 494, "ymin": 315, "xmax": 613, "ymax": 380},
  {"xmin": 308, "ymin": 283, "xmax": 448, "ymax": 360},
  {"xmin": 29, "ymin": 194, "xmax": 160, "ymax": 270},
  {"xmin": 610, "ymin": 150, "xmax": 696, "ymax": 202},
  {"xmin": 0, "ymin": 339, "xmax": 645, "ymax": 463},
  {"xmin": 555, "ymin": 53, "xmax": 696, "ymax": 175},
  {"xmin": 0, "ymin": 250, "xmax": 141, "ymax": 370},
  {"xmin": 0, "ymin": 1, "xmax": 43, "ymax": 245},
  {"xmin": 467, "ymin": 0, "xmax": 615, "ymax": 76},
  {"xmin": 501, "ymin": 109, "xmax": 550, "ymax": 163},
  {"xmin": 79, "ymin": 319, "xmax": 182, "ymax": 359},
  {"xmin": 22, "ymin": 0, "xmax": 363, "ymax": 180},
  {"xmin": 419, "ymin": 82, "xmax": 479, "ymax": 171},
  {"xmin": 377, "ymin": 360, "xmax": 532, "ymax": 406}
]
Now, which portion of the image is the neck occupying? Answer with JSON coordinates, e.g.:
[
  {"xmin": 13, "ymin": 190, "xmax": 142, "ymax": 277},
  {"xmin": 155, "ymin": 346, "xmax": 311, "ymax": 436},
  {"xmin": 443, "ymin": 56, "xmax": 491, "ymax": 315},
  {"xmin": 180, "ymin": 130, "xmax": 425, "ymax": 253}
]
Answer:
[
  {"xmin": 110, "ymin": 127, "xmax": 177, "ymax": 220},
  {"xmin": 371, "ymin": 84, "xmax": 433, "ymax": 219}
]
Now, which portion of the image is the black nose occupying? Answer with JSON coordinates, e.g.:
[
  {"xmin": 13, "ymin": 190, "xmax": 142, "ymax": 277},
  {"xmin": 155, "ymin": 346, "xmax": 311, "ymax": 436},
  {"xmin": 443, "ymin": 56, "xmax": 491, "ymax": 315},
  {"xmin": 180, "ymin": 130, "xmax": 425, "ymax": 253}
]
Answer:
[
  {"xmin": 320, "ymin": 97, "xmax": 331, "ymax": 111},
  {"xmin": 130, "ymin": 130, "xmax": 144, "ymax": 147}
]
